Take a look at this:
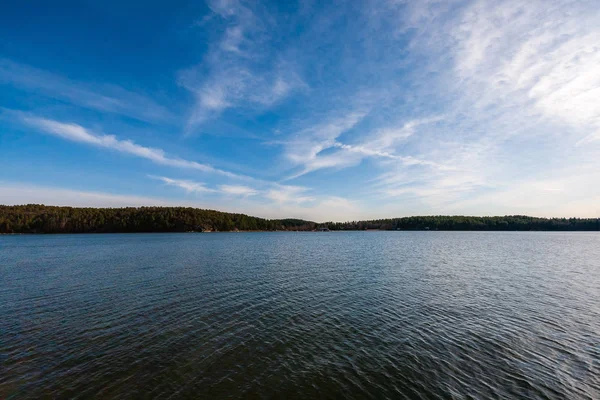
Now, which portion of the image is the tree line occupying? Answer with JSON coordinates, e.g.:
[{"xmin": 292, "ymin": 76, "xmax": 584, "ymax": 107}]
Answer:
[
  {"xmin": 0, "ymin": 205, "xmax": 598, "ymax": 234},
  {"xmin": 0, "ymin": 205, "xmax": 315, "ymax": 234},
  {"xmin": 322, "ymin": 215, "xmax": 600, "ymax": 231}
]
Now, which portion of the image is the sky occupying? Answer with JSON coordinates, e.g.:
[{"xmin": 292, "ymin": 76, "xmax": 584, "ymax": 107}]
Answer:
[{"xmin": 1, "ymin": 0, "xmax": 599, "ymax": 221}]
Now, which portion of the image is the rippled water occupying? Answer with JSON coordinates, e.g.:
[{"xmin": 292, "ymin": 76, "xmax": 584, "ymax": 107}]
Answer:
[{"xmin": 1, "ymin": 232, "xmax": 599, "ymax": 399}]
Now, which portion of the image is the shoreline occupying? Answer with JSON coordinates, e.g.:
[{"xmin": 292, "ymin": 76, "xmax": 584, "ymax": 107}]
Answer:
[
  {"xmin": 2, "ymin": 205, "xmax": 599, "ymax": 234},
  {"xmin": 2, "ymin": 230, "xmax": 599, "ymax": 235}
]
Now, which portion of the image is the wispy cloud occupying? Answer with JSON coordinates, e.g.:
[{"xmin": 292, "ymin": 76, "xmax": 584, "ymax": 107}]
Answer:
[
  {"xmin": 179, "ymin": 0, "xmax": 306, "ymax": 129},
  {"xmin": 18, "ymin": 115, "xmax": 246, "ymax": 179},
  {"xmin": 0, "ymin": 58, "xmax": 173, "ymax": 123},
  {"xmin": 450, "ymin": 0, "xmax": 600, "ymax": 142},
  {"xmin": 265, "ymin": 184, "xmax": 315, "ymax": 204},
  {"xmin": 150, "ymin": 176, "xmax": 217, "ymax": 193},
  {"xmin": 282, "ymin": 113, "xmax": 449, "ymax": 180},
  {"xmin": 333, "ymin": 117, "xmax": 450, "ymax": 167},
  {"xmin": 4, "ymin": 0, "xmax": 600, "ymax": 219},
  {"xmin": 282, "ymin": 111, "xmax": 368, "ymax": 179},
  {"xmin": 151, "ymin": 175, "xmax": 312, "ymax": 205},
  {"xmin": 219, "ymin": 184, "xmax": 259, "ymax": 196},
  {"xmin": 152, "ymin": 174, "xmax": 314, "ymax": 203},
  {"xmin": 147, "ymin": 175, "xmax": 361, "ymax": 220},
  {"xmin": 344, "ymin": 0, "xmax": 600, "ymax": 214}
]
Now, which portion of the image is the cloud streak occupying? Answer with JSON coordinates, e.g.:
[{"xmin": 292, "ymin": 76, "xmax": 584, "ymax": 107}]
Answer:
[
  {"xmin": 0, "ymin": 58, "xmax": 173, "ymax": 123},
  {"xmin": 148, "ymin": 174, "xmax": 362, "ymax": 221},
  {"xmin": 282, "ymin": 113, "xmax": 449, "ymax": 180},
  {"xmin": 20, "ymin": 115, "xmax": 246, "ymax": 179},
  {"xmin": 219, "ymin": 184, "xmax": 259, "ymax": 196},
  {"xmin": 150, "ymin": 176, "xmax": 217, "ymax": 193},
  {"xmin": 282, "ymin": 111, "xmax": 368, "ymax": 179},
  {"xmin": 151, "ymin": 174, "xmax": 313, "ymax": 204}
]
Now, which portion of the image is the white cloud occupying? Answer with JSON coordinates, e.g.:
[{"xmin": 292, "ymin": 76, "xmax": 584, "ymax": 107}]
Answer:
[
  {"xmin": 148, "ymin": 175, "xmax": 362, "ymax": 220},
  {"xmin": 283, "ymin": 111, "xmax": 368, "ymax": 179},
  {"xmin": 219, "ymin": 184, "xmax": 259, "ymax": 196},
  {"xmin": 151, "ymin": 176, "xmax": 259, "ymax": 197},
  {"xmin": 151, "ymin": 175, "xmax": 314, "ymax": 204},
  {"xmin": 332, "ymin": 117, "xmax": 451, "ymax": 170},
  {"xmin": 181, "ymin": 65, "xmax": 305, "ymax": 128},
  {"xmin": 150, "ymin": 176, "xmax": 217, "ymax": 194},
  {"xmin": 265, "ymin": 184, "xmax": 315, "ymax": 204},
  {"xmin": 0, "ymin": 58, "xmax": 172, "ymax": 123},
  {"xmin": 19, "ymin": 115, "xmax": 248, "ymax": 179},
  {"xmin": 180, "ymin": 0, "xmax": 306, "ymax": 128},
  {"xmin": 347, "ymin": 0, "xmax": 600, "ymax": 216},
  {"xmin": 450, "ymin": 0, "xmax": 600, "ymax": 140},
  {"xmin": 283, "ymin": 113, "xmax": 449, "ymax": 179},
  {"xmin": 359, "ymin": 116, "xmax": 444, "ymax": 151}
]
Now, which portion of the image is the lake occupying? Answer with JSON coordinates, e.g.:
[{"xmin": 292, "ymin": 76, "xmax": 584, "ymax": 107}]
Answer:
[{"xmin": 1, "ymin": 232, "xmax": 599, "ymax": 399}]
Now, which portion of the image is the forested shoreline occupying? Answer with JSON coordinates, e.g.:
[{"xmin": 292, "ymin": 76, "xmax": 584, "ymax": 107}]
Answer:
[
  {"xmin": 0, "ymin": 205, "xmax": 598, "ymax": 234},
  {"xmin": 0, "ymin": 205, "xmax": 314, "ymax": 233}
]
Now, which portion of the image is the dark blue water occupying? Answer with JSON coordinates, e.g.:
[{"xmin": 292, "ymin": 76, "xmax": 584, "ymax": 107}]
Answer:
[{"xmin": 1, "ymin": 232, "xmax": 599, "ymax": 399}]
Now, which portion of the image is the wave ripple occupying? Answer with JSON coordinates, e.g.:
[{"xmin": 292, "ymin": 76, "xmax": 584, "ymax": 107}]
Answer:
[{"xmin": 1, "ymin": 232, "xmax": 599, "ymax": 399}]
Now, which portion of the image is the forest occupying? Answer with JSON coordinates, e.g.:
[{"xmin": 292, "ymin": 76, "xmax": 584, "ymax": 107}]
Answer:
[
  {"xmin": 0, "ymin": 205, "xmax": 598, "ymax": 233},
  {"xmin": 0, "ymin": 205, "xmax": 315, "ymax": 233},
  {"xmin": 322, "ymin": 215, "xmax": 600, "ymax": 231}
]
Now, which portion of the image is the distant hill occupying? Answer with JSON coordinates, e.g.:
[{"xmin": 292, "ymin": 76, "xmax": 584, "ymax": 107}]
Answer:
[{"xmin": 0, "ymin": 205, "xmax": 598, "ymax": 233}]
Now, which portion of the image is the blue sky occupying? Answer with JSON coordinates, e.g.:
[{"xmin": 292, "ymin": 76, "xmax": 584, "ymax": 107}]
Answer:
[{"xmin": 1, "ymin": 0, "xmax": 599, "ymax": 221}]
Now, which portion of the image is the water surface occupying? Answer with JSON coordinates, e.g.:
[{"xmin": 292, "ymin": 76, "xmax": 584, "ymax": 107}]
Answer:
[{"xmin": 1, "ymin": 232, "xmax": 599, "ymax": 399}]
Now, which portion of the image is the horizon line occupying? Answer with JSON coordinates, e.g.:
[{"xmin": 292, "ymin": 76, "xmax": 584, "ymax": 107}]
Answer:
[{"xmin": 2, "ymin": 203, "xmax": 599, "ymax": 225}]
